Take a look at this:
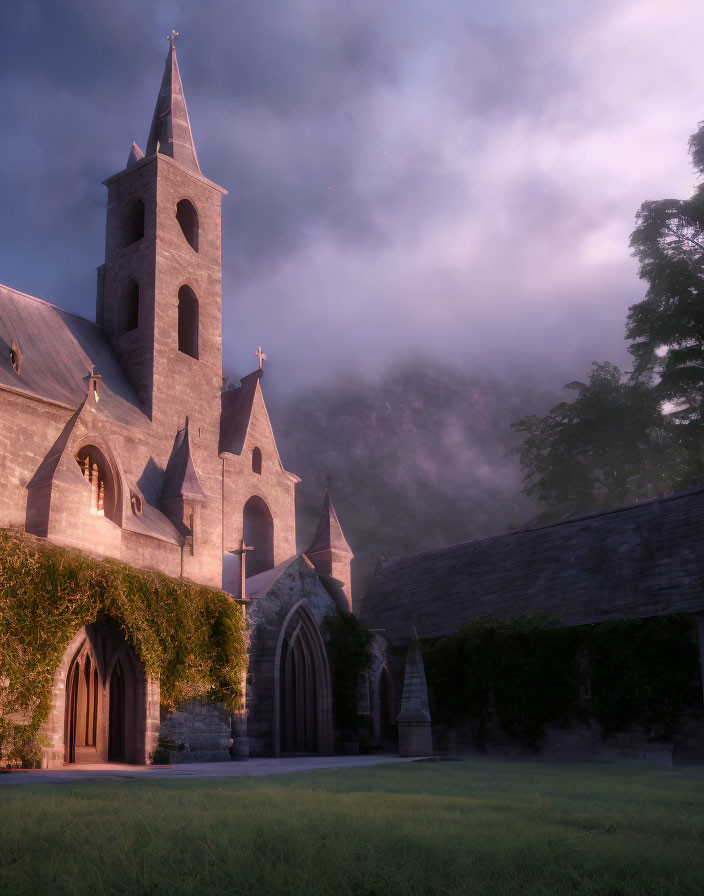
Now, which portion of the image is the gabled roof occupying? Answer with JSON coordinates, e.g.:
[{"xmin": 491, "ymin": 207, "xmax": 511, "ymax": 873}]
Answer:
[
  {"xmin": 26, "ymin": 400, "xmax": 88, "ymax": 490},
  {"xmin": 0, "ymin": 284, "xmax": 145, "ymax": 426},
  {"xmin": 239, "ymin": 555, "xmax": 302, "ymax": 599},
  {"xmin": 161, "ymin": 419, "xmax": 205, "ymax": 502},
  {"xmin": 361, "ymin": 488, "xmax": 704, "ymax": 646},
  {"xmin": 146, "ymin": 40, "xmax": 200, "ymax": 173},
  {"xmin": 123, "ymin": 497, "xmax": 185, "ymax": 546},
  {"xmin": 219, "ymin": 371, "xmax": 260, "ymax": 456},
  {"xmin": 306, "ymin": 489, "xmax": 353, "ymax": 557}
]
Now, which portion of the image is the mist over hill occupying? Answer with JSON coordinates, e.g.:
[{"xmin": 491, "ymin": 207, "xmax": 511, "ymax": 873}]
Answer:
[{"xmin": 267, "ymin": 361, "xmax": 563, "ymax": 605}]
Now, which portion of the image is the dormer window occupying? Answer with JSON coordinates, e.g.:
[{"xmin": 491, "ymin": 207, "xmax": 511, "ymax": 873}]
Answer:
[
  {"xmin": 176, "ymin": 199, "xmax": 199, "ymax": 251},
  {"xmin": 252, "ymin": 447, "xmax": 262, "ymax": 475},
  {"xmin": 9, "ymin": 340, "xmax": 22, "ymax": 374}
]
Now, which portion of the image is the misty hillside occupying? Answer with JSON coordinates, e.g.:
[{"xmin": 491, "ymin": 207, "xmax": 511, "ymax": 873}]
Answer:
[{"xmin": 267, "ymin": 362, "xmax": 562, "ymax": 605}]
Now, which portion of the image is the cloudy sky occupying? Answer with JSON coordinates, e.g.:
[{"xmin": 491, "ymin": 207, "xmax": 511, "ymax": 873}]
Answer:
[{"xmin": 1, "ymin": 0, "xmax": 703, "ymax": 392}]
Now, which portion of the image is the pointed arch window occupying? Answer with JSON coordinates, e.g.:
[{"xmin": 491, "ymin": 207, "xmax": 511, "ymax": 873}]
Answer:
[
  {"xmin": 176, "ymin": 199, "xmax": 199, "ymax": 251},
  {"xmin": 252, "ymin": 447, "xmax": 262, "ymax": 475},
  {"xmin": 123, "ymin": 198, "xmax": 145, "ymax": 247},
  {"xmin": 75, "ymin": 445, "xmax": 119, "ymax": 522},
  {"xmin": 178, "ymin": 285, "xmax": 199, "ymax": 359}
]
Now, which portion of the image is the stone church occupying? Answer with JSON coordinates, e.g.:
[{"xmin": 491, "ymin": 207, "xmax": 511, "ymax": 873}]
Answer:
[
  {"xmin": 8, "ymin": 38, "xmax": 700, "ymax": 771},
  {"xmin": 0, "ymin": 38, "xmax": 391, "ymax": 767}
]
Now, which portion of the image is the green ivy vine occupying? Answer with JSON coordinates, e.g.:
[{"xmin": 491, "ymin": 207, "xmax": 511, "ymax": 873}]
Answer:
[
  {"xmin": 0, "ymin": 529, "xmax": 247, "ymax": 761},
  {"xmin": 424, "ymin": 614, "xmax": 700, "ymax": 746}
]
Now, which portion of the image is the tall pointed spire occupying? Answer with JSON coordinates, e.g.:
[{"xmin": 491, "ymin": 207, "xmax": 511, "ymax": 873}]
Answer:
[{"xmin": 146, "ymin": 34, "xmax": 200, "ymax": 173}]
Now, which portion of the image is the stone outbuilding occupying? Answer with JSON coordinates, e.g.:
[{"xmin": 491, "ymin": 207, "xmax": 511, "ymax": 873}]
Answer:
[{"xmin": 362, "ymin": 488, "xmax": 704, "ymax": 762}]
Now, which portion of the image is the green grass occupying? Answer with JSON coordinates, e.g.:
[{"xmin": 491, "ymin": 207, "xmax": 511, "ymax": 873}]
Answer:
[{"xmin": 1, "ymin": 760, "xmax": 704, "ymax": 895}]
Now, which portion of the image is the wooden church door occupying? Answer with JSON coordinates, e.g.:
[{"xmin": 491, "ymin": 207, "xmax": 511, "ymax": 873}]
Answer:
[
  {"xmin": 281, "ymin": 625, "xmax": 318, "ymax": 753},
  {"xmin": 65, "ymin": 642, "xmax": 102, "ymax": 763}
]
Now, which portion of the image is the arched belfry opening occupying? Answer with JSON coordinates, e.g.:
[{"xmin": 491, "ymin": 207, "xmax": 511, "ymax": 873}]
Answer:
[
  {"xmin": 177, "ymin": 285, "xmax": 199, "ymax": 359},
  {"xmin": 75, "ymin": 444, "xmax": 120, "ymax": 523},
  {"xmin": 61, "ymin": 623, "xmax": 146, "ymax": 765},
  {"xmin": 276, "ymin": 605, "xmax": 333, "ymax": 755},
  {"xmin": 118, "ymin": 280, "xmax": 139, "ymax": 335},
  {"xmin": 252, "ymin": 447, "xmax": 262, "ymax": 475},
  {"xmin": 243, "ymin": 495, "xmax": 274, "ymax": 576},
  {"xmin": 176, "ymin": 199, "xmax": 199, "ymax": 251},
  {"xmin": 123, "ymin": 197, "xmax": 145, "ymax": 247}
]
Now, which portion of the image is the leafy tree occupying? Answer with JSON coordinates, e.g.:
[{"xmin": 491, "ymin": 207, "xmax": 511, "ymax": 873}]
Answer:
[
  {"xmin": 628, "ymin": 121, "xmax": 704, "ymax": 477},
  {"xmin": 512, "ymin": 362, "xmax": 684, "ymax": 520}
]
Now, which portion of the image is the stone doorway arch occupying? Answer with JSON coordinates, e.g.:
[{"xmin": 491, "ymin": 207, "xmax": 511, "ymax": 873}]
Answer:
[
  {"xmin": 44, "ymin": 622, "xmax": 158, "ymax": 767},
  {"xmin": 275, "ymin": 603, "xmax": 333, "ymax": 756}
]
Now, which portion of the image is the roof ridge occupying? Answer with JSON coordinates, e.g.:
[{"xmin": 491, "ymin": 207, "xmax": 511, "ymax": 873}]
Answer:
[
  {"xmin": 0, "ymin": 282, "xmax": 98, "ymax": 328},
  {"xmin": 375, "ymin": 486, "xmax": 704, "ymax": 569}
]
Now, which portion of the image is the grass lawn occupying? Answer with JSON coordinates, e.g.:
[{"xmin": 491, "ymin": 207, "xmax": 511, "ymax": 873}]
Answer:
[{"xmin": 1, "ymin": 759, "xmax": 703, "ymax": 895}]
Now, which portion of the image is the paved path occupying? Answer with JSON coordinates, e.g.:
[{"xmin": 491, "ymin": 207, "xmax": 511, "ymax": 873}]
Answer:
[{"xmin": 0, "ymin": 753, "xmax": 424, "ymax": 783}]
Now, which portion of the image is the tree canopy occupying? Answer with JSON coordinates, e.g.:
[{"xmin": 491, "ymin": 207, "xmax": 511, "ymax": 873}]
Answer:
[
  {"xmin": 512, "ymin": 362, "xmax": 685, "ymax": 520},
  {"xmin": 513, "ymin": 119, "xmax": 704, "ymax": 518},
  {"xmin": 626, "ymin": 121, "xmax": 704, "ymax": 476}
]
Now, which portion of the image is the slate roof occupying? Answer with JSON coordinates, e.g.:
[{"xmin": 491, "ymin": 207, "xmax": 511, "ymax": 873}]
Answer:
[
  {"xmin": 0, "ymin": 284, "xmax": 145, "ymax": 427},
  {"xmin": 306, "ymin": 488, "xmax": 353, "ymax": 557},
  {"xmin": 361, "ymin": 488, "xmax": 704, "ymax": 646},
  {"xmin": 123, "ymin": 498, "xmax": 184, "ymax": 546},
  {"xmin": 219, "ymin": 370, "xmax": 261, "ymax": 456}
]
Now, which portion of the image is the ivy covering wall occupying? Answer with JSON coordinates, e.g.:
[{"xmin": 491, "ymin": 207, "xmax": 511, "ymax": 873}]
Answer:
[
  {"xmin": 325, "ymin": 612, "xmax": 373, "ymax": 735},
  {"xmin": 424, "ymin": 614, "xmax": 701, "ymax": 746},
  {"xmin": 0, "ymin": 529, "xmax": 247, "ymax": 761}
]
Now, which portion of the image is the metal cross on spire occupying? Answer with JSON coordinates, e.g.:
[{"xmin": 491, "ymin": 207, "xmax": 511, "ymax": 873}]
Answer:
[
  {"xmin": 166, "ymin": 29, "xmax": 179, "ymax": 47},
  {"xmin": 255, "ymin": 346, "xmax": 267, "ymax": 370}
]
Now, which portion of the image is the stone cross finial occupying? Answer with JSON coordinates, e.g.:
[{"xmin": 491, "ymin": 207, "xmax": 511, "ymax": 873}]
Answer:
[
  {"xmin": 166, "ymin": 29, "xmax": 179, "ymax": 47},
  {"xmin": 255, "ymin": 346, "xmax": 267, "ymax": 370}
]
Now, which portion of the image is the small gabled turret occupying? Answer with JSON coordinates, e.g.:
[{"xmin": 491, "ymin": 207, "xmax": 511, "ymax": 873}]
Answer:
[
  {"xmin": 146, "ymin": 33, "xmax": 200, "ymax": 172},
  {"xmin": 305, "ymin": 487, "xmax": 354, "ymax": 613},
  {"xmin": 161, "ymin": 418, "xmax": 205, "ymax": 541}
]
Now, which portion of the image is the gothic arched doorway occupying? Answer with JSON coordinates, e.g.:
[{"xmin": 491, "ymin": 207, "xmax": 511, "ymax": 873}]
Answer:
[
  {"xmin": 276, "ymin": 605, "xmax": 333, "ymax": 755},
  {"xmin": 65, "ymin": 639, "xmax": 101, "ymax": 763},
  {"xmin": 61, "ymin": 624, "xmax": 146, "ymax": 764}
]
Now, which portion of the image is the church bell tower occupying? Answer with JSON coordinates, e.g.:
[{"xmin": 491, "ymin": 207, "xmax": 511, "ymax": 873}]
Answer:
[{"xmin": 97, "ymin": 33, "xmax": 226, "ymax": 431}]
